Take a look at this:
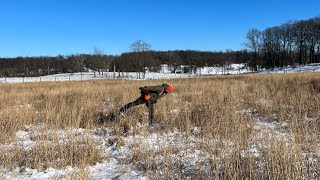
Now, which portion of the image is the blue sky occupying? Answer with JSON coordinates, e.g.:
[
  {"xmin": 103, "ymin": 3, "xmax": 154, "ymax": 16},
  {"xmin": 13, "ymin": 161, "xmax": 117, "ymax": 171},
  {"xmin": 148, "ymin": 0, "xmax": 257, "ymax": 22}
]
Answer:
[{"xmin": 0, "ymin": 0, "xmax": 319, "ymax": 57}]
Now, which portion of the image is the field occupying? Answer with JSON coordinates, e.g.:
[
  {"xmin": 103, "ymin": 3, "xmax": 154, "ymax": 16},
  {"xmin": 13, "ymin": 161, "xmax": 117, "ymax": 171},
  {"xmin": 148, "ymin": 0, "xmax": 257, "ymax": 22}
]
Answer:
[{"xmin": 1, "ymin": 72, "xmax": 320, "ymax": 179}]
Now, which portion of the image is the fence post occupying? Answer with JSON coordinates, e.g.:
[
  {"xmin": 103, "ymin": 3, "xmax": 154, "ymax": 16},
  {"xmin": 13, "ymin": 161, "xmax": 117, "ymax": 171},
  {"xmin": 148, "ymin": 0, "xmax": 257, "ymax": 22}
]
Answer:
[
  {"xmin": 40, "ymin": 77, "xmax": 41, "ymax": 82},
  {"xmin": 4, "ymin": 77, "xmax": 6, "ymax": 83}
]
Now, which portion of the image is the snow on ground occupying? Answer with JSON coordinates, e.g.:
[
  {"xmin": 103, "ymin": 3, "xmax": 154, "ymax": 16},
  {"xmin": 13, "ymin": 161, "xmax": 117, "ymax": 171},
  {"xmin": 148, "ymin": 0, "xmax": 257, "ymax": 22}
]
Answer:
[
  {"xmin": 0, "ymin": 71, "xmax": 194, "ymax": 84},
  {"xmin": 259, "ymin": 63, "xmax": 320, "ymax": 74},
  {"xmin": 240, "ymin": 107, "xmax": 320, "ymax": 176},
  {"xmin": 1, "ymin": 63, "xmax": 319, "ymax": 84},
  {"xmin": 2, "ymin": 106, "xmax": 318, "ymax": 179},
  {"xmin": 239, "ymin": 108, "xmax": 290, "ymax": 158},
  {"xmin": 196, "ymin": 63, "xmax": 250, "ymax": 75},
  {"xmin": 1, "ymin": 123, "xmax": 231, "ymax": 179},
  {"xmin": 0, "ymin": 124, "xmax": 146, "ymax": 179},
  {"xmin": 3, "ymin": 106, "xmax": 317, "ymax": 179}
]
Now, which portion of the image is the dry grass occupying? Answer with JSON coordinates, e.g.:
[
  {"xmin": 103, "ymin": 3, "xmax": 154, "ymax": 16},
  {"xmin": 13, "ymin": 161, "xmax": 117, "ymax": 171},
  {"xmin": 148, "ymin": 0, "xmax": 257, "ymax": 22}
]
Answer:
[
  {"xmin": 1, "ymin": 136, "xmax": 102, "ymax": 171},
  {"xmin": 0, "ymin": 72, "xmax": 320, "ymax": 178}
]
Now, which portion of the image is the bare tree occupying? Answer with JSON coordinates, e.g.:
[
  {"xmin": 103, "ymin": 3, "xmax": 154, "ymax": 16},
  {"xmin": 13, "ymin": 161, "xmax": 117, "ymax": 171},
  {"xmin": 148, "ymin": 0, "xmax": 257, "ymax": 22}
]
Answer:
[
  {"xmin": 75, "ymin": 54, "xmax": 86, "ymax": 75},
  {"xmin": 293, "ymin": 20, "xmax": 309, "ymax": 64},
  {"xmin": 245, "ymin": 16, "xmax": 320, "ymax": 68},
  {"xmin": 130, "ymin": 40, "xmax": 151, "ymax": 52},
  {"xmin": 246, "ymin": 29, "xmax": 262, "ymax": 71},
  {"xmin": 129, "ymin": 40, "xmax": 152, "ymax": 79},
  {"xmin": 39, "ymin": 56, "xmax": 52, "ymax": 75},
  {"xmin": 167, "ymin": 51, "xmax": 183, "ymax": 73},
  {"xmin": 315, "ymin": 18, "xmax": 320, "ymax": 62},
  {"xmin": 91, "ymin": 47, "xmax": 105, "ymax": 76},
  {"xmin": 306, "ymin": 18, "xmax": 319, "ymax": 63},
  {"xmin": 281, "ymin": 22, "xmax": 295, "ymax": 66}
]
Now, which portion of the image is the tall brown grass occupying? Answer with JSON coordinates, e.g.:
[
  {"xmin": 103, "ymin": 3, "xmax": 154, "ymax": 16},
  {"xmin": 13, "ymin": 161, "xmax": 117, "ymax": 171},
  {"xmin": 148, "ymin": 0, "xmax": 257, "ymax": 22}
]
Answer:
[{"xmin": 0, "ymin": 72, "xmax": 320, "ymax": 178}]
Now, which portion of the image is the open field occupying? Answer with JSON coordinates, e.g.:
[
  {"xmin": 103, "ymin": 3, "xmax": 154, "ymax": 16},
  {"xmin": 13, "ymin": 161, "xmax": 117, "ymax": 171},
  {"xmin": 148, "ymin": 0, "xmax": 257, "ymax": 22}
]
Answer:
[{"xmin": 1, "ymin": 72, "xmax": 320, "ymax": 179}]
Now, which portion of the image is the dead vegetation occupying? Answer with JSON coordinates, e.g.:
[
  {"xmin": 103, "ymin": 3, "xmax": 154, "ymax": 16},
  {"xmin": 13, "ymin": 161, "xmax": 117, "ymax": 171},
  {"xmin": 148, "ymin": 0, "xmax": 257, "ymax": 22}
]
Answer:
[{"xmin": 0, "ymin": 72, "xmax": 320, "ymax": 178}]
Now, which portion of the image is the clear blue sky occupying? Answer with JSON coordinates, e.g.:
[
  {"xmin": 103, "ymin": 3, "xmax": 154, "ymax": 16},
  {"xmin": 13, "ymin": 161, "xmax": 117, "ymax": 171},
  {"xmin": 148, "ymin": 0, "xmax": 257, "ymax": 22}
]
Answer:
[{"xmin": 0, "ymin": 0, "xmax": 319, "ymax": 57}]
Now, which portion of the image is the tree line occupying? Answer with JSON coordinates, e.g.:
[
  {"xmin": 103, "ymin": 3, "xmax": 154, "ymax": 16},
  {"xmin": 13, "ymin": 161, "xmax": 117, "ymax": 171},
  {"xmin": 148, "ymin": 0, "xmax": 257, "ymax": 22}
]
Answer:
[
  {"xmin": 0, "ymin": 49, "xmax": 248, "ymax": 77},
  {"xmin": 245, "ymin": 17, "xmax": 320, "ymax": 70},
  {"xmin": 0, "ymin": 54, "xmax": 114, "ymax": 77}
]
